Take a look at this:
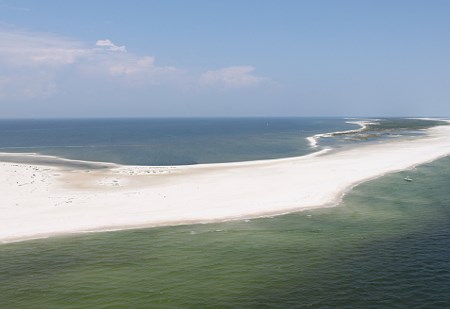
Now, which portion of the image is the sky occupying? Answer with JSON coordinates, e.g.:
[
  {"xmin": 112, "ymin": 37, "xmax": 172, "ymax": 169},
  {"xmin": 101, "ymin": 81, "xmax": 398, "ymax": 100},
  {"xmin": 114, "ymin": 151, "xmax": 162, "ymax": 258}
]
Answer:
[{"xmin": 0, "ymin": 0, "xmax": 450, "ymax": 118}]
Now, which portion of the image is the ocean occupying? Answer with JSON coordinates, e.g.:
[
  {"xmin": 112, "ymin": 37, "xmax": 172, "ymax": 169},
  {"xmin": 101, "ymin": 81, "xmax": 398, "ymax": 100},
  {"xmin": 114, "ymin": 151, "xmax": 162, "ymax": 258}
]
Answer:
[
  {"xmin": 0, "ymin": 117, "xmax": 359, "ymax": 165},
  {"xmin": 0, "ymin": 117, "xmax": 449, "ymax": 308}
]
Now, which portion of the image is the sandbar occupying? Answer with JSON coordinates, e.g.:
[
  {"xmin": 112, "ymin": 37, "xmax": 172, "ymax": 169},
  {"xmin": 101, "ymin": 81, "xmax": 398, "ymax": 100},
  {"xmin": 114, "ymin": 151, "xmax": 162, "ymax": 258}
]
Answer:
[{"xmin": 1, "ymin": 123, "xmax": 450, "ymax": 243}]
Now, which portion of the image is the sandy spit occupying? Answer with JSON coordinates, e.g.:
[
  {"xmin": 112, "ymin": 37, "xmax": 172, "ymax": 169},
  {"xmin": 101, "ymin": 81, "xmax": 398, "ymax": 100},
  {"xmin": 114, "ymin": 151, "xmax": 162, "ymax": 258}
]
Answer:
[{"xmin": 1, "ymin": 124, "xmax": 450, "ymax": 243}]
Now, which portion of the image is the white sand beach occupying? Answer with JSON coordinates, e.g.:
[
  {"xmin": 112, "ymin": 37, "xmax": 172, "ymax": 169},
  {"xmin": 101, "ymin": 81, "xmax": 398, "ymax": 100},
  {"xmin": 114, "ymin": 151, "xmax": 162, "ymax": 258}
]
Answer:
[{"xmin": 1, "ymin": 124, "xmax": 450, "ymax": 243}]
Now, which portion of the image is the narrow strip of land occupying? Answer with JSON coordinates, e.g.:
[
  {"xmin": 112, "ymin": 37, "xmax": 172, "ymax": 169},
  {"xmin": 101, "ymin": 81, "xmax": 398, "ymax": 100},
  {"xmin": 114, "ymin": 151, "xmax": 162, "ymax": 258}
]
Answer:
[{"xmin": 1, "ymin": 124, "xmax": 450, "ymax": 243}]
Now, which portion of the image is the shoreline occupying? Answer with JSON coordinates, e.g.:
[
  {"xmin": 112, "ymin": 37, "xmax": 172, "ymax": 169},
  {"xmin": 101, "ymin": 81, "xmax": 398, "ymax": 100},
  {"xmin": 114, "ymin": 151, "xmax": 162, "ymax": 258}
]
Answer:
[
  {"xmin": 1, "ymin": 122, "xmax": 450, "ymax": 244},
  {"xmin": 306, "ymin": 120, "xmax": 377, "ymax": 148}
]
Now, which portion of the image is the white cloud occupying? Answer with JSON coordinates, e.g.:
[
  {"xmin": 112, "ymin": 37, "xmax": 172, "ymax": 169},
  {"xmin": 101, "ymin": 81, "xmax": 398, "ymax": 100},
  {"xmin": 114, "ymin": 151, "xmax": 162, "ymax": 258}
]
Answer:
[
  {"xmin": 110, "ymin": 56, "xmax": 155, "ymax": 75},
  {"xmin": 199, "ymin": 66, "xmax": 268, "ymax": 88},
  {"xmin": 0, "ymin": 29, "xmax": 182, "ymax": 98},
  {"xmin": 0, "ymin": 29, "xmax": 270, "ymax": 100},
  {"xmin": 95, "ymin": 39, "xmax": 127, "ymax": 52},
  {"xmin": 0, "ymin": 30, "xmax": 86, "ymax": 98},
  {"xmin": 78, "ymin": 51, "xmax": 180, "ymax": 87},
  {"xmin": 0, "ymin": 30, "xmax": 89, "ymax": 67}
]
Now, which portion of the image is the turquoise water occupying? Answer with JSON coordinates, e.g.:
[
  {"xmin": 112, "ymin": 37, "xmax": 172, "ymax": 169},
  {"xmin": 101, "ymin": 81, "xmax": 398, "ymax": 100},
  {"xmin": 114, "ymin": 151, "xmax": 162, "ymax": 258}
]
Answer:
[
  {"xmin": 0, "ymin": 117, "xmax": 449, "ymax": 307},
  {"xmin": 1, "ymin": 156, "xmax": 449, "ymax": 308}
]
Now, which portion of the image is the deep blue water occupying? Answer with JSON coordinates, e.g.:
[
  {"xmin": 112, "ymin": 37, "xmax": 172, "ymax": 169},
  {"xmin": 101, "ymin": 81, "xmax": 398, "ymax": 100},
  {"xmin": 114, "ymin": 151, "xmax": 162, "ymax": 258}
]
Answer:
[{"xmin": 0, "ymin": 117, "xmax": 356, "ymax": 165}]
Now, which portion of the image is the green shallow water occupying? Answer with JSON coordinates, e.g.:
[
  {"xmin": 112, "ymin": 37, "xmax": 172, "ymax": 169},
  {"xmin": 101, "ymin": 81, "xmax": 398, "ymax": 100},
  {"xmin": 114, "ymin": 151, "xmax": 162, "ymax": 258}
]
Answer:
[{"xmin": 1, "ymin": 157, "xmax": 450, "ymax": 308}]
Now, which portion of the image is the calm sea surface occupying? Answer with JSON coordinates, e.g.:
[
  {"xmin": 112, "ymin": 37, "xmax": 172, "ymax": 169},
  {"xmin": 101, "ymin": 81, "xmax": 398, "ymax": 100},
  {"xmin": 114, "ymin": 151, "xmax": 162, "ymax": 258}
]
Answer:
[
  {"xmin": 0, "ymin": 117, "xmax": 355, "ymax": 165},
  {"xmin": 0, "ymin": 118, "xmax": 449, "ymax": 308}
]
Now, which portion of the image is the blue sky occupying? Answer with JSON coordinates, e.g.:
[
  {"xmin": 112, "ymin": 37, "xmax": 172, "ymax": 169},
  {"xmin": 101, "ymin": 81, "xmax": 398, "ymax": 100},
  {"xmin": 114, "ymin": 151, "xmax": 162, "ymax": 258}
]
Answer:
[{"xmin": 1, "ymin": 0, "xmax": 449, "ymax": 117}]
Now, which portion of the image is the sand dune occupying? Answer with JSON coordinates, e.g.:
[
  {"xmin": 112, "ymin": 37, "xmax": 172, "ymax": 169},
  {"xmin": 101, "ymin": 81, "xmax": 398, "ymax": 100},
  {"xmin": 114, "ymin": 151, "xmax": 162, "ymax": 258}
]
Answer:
[{"xmin": 1, "ymin": 124, "xmax": 450, "ymax": 243}]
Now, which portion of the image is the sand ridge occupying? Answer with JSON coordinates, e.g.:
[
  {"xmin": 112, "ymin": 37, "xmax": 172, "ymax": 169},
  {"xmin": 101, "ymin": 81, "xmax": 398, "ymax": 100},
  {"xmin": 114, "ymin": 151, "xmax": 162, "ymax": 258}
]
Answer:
[{"xmin": 1, "ymin": 124, "xmax": 450, "ymax": 243}]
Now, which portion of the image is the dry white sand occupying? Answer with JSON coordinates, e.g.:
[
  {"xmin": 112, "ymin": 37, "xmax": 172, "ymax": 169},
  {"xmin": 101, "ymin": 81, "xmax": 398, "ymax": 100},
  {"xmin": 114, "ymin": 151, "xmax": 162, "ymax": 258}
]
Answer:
[{"xmin": 1, "ymin": 124, "xmax": 450, "ymax": 243}]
